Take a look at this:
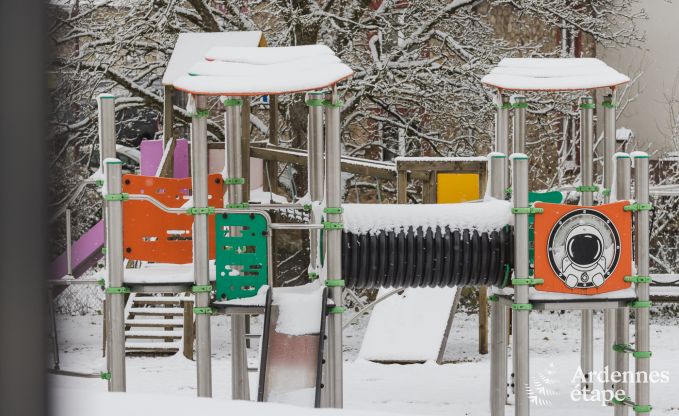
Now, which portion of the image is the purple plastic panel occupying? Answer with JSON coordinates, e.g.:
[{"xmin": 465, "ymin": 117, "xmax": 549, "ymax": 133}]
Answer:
[
  {"xmin": 140, "ymin": 139, "xmax": 189, "ymax": 178},
  {"xmin": 50, "ymin": 220, "xmax": 105, "ymax": 280}
]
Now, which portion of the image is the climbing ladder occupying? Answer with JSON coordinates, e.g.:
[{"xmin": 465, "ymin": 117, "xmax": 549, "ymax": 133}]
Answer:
[{"xmin": 124, "ymin": 293, "xmax": 191, "ymax": 356}]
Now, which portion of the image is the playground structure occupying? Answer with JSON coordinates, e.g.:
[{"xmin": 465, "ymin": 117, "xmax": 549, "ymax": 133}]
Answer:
[{"xmin": 54, "ymin": 33, "xmax": 655, "ymax": 416}]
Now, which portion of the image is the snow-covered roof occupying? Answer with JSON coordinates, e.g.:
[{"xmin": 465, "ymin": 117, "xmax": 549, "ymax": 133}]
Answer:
[
  {"xmin": 481, "ymin": 58, "xmax": 630, "ymax": 91},
  {"xmin": 162, "ymin": 31, "xmax": 264, "ymax": 86},
  {"xmin": 172, "ymin": 45, "xmax": 353, "ymax": 96}
]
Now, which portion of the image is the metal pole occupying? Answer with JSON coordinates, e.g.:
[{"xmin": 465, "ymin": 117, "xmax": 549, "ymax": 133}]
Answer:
[
  {"xmin": 65, "ymin": 208, "xmax": 73, "ymax": 276},
  {"xmin": 614, "ymin": 153, "xmax": 631, "ymax": 416},
  {"xmin": 47, "ymin": 287, "xmax": 60, "ymax": 370},
  {"xmin": 633, "ymin": 153, "xmax": 651, "ymax": 415},
  {"xmin": 496, "ymin": 93, "xmax": 510, "ymax": 155},
  {"xmin": 97, "ymin": 94, "xmax": 117, "ymax": 165},
  {"xmin": 325, "ymin": 89, "xmax": 344, "ymax": 408},
  {"xmin": 490, "ymin": 153, "xmax": 507, "ymax": 416},
  {"xmin": 603, "ymin": 93, "xmax": 617, "ymax": 387},
  {"xmin": 162, "ymin": 85, "xmax": 175, "ymax": 177},
  {"xmin": 511, "ymin": 154, "xmax": 530, "ymax": 416},
  {"xmin": 104, "ymin": 158, "xmax": 125, "ymax": 392},
  {"xmin": 224, "ymin": 97, "xmax": 250, "ymax": 400},
  {"xmin": 191, "ymin": 95, "xmax": 212, "ymax": 398},
  {"xmin": 511, "ymin": 95, "xmax": 526, "ymax": 154},
  {"xmin": 307, "ymin": 91, "xmax": 325, "ymax": 275},
  {"xmin": 579, "ymin": 95, "xmax": 595, "ymax": 393}
]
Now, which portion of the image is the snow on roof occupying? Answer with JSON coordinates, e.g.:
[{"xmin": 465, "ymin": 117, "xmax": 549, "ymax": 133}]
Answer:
[
  {"xmin": 173, "ymin": 45, "xmax": 353, "ymax": 96},
  {"xmin": 162, "ymin": 31, "xmax": 264, "ymax": 86},
  {"xmin": 481, "ymin": 58, "xmax": 630, "ymax": 91},
  {"xmin": 343, "ymin": 199, "xmax": 512, "ymax": 235}
]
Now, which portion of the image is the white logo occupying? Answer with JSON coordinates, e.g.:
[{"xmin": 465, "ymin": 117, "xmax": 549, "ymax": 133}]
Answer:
[{"xmin": 526, "ymin": 362, "xmax": 559, "ymax": 406}]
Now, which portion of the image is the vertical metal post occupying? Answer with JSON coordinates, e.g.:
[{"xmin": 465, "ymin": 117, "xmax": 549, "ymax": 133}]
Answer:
[
  {"xmin": 104, "ymin": 158, "xmax": 125, "ymax": 392},
  {"xmin": 47, "ymin": 287, "xmax": 60, "ymax": 370},
  {"xmin": 65, "ymin": 208, "xmax": 73, "ymax": 276},
  {"xmin": 496, "ymin": 93, "xmax": 510, "ymax": 155},
  {"xmin": 325, "ymin": 89, "xmax": 344, "ymax": 408},
  {"xmin": 511, "ymin": 95, "xmax": 526, "ymax": 154},
  {"xmin": 307, "ymin": 91, "xmax": 325, "ymax": 272},
  {"xmin": 163, "ymin": 85, "xmax": 175, "ymax": 177},
  {"xmin": 490, "ymin": 153, "xmax": 507, "ymax": 416},
  {"xmin": 511, "ymin": 154, "xmax": 530, "ymax": 416},
  {"xmin": 97, "ymin": 94, "xmax": 117, "ymax": 165},
  {"xmin": 633, "ymin": 153, "xmax": 651, "ymax": 415},
  {"xmin": 191, "ymin": 94, "xmax": 212, "ymax": 398},
  {"xmin": 614, "ymin": 153, "xmax": 631, "ymax": 416},
  {"xmin": 579, "ymin": 95, "xmax": 595, "ymax": 392},
  {"xmin": 603, "ymin": 92, "xmax": 617, "ymax": 391},
  {"xmin": 223, "ymin": 97, "xmax": 250, "ymax": 400},
  {"xmin": 265, "ymin": 95, "xmax": 279, "ymax": 193}
]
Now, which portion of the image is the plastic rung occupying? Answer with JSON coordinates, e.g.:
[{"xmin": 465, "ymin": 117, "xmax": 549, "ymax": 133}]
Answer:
[
  {"xmin": 628, "ymin": 300, "xmax": 652, "ymax": 308},
  {"xmin": 611, "ymin": 395, "xmax": 631, "ymax": 406},
  {"xmin": 308, "ymin": 272, "xmax": 319, "ymax": 280},
  {"xmin": 512, "ymin": 303, "xmax": 532, "ymax": 311},
  {"xmin": 323, "ymin": 207, "xmax": 344, "ymax": 214},
  {"xmin": 511, "ymin": 102, "xmax": 528, "ymax": 109},
  {"xmin": 624, "ymin": 275, "xmax": 652, "ymax": 284},
  {"xmin": 105, "ymin": 286, "xmax": 130, "ymax": 294},
  {"xmin": 325, "ymin": 279, "xmax": 345, "ymax": 287},
  {"xmin": 193, "ymin": 307, "xmax": 214, "ymax": 315},
  {"xmin": 303, "ymin": 204, "xmax": 312, "ymax": 212},
  {"xmin": 601, "ymin": 101, "xmax": 617, "ymax": 109},
  {"xmin": 191, "ymin": 285, "xmax": 212, "ymax": 293},
  {"xmin": 579, "ymin": 102, "xmax": 596, "ymax": 109},
  {"xmin": 512, "ymin": 278, "xmax": 544, "ymax": 286},
  {"xmin": 322, "ymin": 99, "xmax": 343, "ymax": 108}
]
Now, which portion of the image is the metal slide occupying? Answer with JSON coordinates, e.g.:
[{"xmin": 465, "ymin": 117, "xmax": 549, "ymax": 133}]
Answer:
[{"xmin": 258, "ymin": 287, "xmax": 327, "ymax": 408}]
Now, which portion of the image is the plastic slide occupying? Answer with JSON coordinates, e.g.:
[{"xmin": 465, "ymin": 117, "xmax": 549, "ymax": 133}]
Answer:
[{"xmin": 50, "ymin": 220, "xmax": 105, "ymax": 281}]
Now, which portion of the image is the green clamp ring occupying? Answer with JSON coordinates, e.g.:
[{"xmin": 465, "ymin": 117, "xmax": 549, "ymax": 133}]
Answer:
[
  {"xmin": 576, "ymin": 185, "xmax": 599, "ymax": 193},
  {"xmin": 97, "ymin": 278, "xmax": 106, "ymax": 288},
  {"xmin": 512, "ymin": 303, "xmax": 533, "ymax": 311},
  {"xmin": 224, "ymin": 177, "xmax": 245, "ymax": 185},
  {"xmin": 323, "ymin": 207, "xmax": 344, "ymax": 214},
  {"xmin": 101, "ymin": 247, "xmax": 107, "ymax": 255},
  {"xmin": 222, "ymin": 98, "xmax": 243, "ymax": 107},
  {"xmin": 322, "ymin": 99, "xmax": 343, "ymax": 108},
  {"xmin": 193, "ymin": 307, "xmax": 214, "ymax": 315},
  {"xmin": 226, "ymin": 202, "xmax": 249, "ymax": 209},
  {"xmin": 511, "ymin": 102, "xmax": 528, "ymax": 109},
  {"xmin": 105, "ymin": 286, "xmax": 130, "ymax": 294},
  {"xmin": 104, "ymin": 193, "xmax": 129, "ymax": 201},
  {"xmin": 624, "ymin": 203, "xmax": 653, "ymax": 212},
  {"xmin": 323, "ymin": 221, "xmax": 344, "ymax": 230},
  {"xmin": 95, "ymin": 179, "xmax": 104, "ymax": 187},
  {"xmin": 325, "ymin": 279, "xmax": 345, "ymax": 287},
  {"xmin": 488, "ymin": 295, "xmax": 499, "ymax": 302},
  {"xmin": 629, "ymin": 300, "xmax": 652, "ymax": 308},
  {"xmin": 612, "ymin": 343, "xmax": 633, "ymax": 353},
  {"xmin": 601, "ymin": 101, "xmax": 617, "ymax": 109},
  {"xmin": 624, "ymin": 275, "xmax": 652, "ymax": 284},
  {"xmin": 512, "ymin": 278, "xmax": 544, "ymax": 286},
  {"xmin": 632, "ymin": 404, "xmax": 652, "ymax": 413},
  {"xmin": 192, "ymin": 285, "xmax": 212, "ymax": 293},
  {"xmin": 579, "ymin": 102, "xmax": 596, "ymax": 109},
  {"xmin": 512, "ymin": 207, "xmax": 543, "ymax": 215},
  {"xmin": 303, "ymin": 204, "xmax": 312, "ymax": 212},
  {"xmin": 633, "ymin": 350, "xmax": 652, "ymax": 359},
  {"xmin": 100, "ymin": 372, "xmax": 111, "ymax": 380},
  {"xmin": 306, "ymin": 98, "xmax": 325, "ymax": 107},
  {"xmin": 601, "ymin": 188, "xmax": 611, "ymax": 197},
  {"xmin": 505, "ymin": 187, "xmax": 512, "ymax": 195},
  {"xmin": 611, "ymin": 395, "xmax": 631, "ymax": 405},
  {"xmin": 496, "ymin": 102, "xmax": 512, "ymax": 110},
  {"xmin": 308, "ymin": 272, "xmax": 319, "ymax": 281},
  {"xmin": 186, "ymin": 206, "xmax": 215, "ymax": 215},
  {"xmin": 328, "ymin": 306, "xmax": 346, "ymax": 314},
  {"xmin": 192, "ymin": 109, "xmax": 210, "ymax": 118}
]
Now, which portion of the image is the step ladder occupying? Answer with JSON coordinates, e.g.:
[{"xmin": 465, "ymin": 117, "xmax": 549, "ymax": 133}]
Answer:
[{"xmin": 124, "ymin": 293, "xmax": 192, "ymax": 356}]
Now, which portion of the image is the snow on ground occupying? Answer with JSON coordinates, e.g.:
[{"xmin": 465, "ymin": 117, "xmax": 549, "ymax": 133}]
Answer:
[{"xmin": 51, "ymin": 308, "xmax": 679, "ymax": 415}]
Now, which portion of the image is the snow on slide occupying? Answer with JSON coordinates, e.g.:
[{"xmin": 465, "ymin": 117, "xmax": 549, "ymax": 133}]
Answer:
[{"xmin": 359, "ymin": 287, "xmax": 460, "ymax": 363}]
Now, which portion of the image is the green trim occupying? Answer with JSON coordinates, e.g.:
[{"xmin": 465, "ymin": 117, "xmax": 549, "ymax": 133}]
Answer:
[
  {"xmin": 186, "ymin": 206, "xmax": 215, "ymax": 215},
  {"xmin": 633, "ymin": 154, "xmax": 649, "ymax": 159},
  {"xmin": 303, "ymin": 204, "xmax": 312, "ymax": 212},
  {"xmin": 325, "ymin": 279, "xmax": 345, "ymax": 287},
  {"xmin": 511, "ymin": 102, "xmax": 528, "ymax": 109},
  {"xmin": 99, "ymin": 94, "xmax": 115, "ymax": 99},
  {"xmin": 576, "ymin": 185, "xmax": 599, "ymax": 193},
  {"xmin": 306, "ymin": 98, "xmax": 325, "ymax": 107},
  {"xmin": 611, "ymin": 396, "xmax": 631, "ymax": 406},
  {"xmin": 95, "ymin": 179, "xmax": 104, "ymax": 187},
  {"xmin": 612, "ymin": 343, "xmax": 634, "ymax": 353},
  {"xmin": 323, "ymin": 99, "xmax": 343, "ymax": 108},
  {"xmin": 97, "ymin": 278, "xmax": 106, "ymax": 288},
  {"xmin": 104, "ymin": 193, "xmax": 129, "ymax": 201},
  {"xmin": 323, "ymin": 207, "xmax": 344, "ymax": 214},
  {"xmin": 191, "ymin": 284, "xmax": 212, "ymax": 293},
  {"xmin": 624, "ymin": 203, "xmax": 653, "ymax": 212},
  {"xmin": 496, "ymin": 102, "xmax": 512, "ymax": 110},
  {"xmin": 323, "ymin": 221, "xmax": 343, "ymax": 230},
  {"xmin": 328, "ymin": 306, "xmax": 346, "ymax": 314},
  {"xmin": 512, "ymin": 207, "xmax": 543, "ymax": 215},
  {"xmin": 512, "ymin": 303, "xmax": 533, "ymax": 311},
  {"xmin": 105, "ymin": 160, "xmax": 122, "ymax": 165},
  {"xmin": 632, "ymin": 404, "xmax": 652, "ymax": 413},
  {"xmin": 579, "ymin": 102, "xmax": 596, "ymax": 109},
  {"xmin": 105, "ymin": 286, "xmax": 130, "ymax": 294},
  {"xmin": 226, "ymin": 202, "xmax": 250, "ymax": 209},
  {"xmin": 512, "ymin": 278, "xmax": 544, "ymax": 286},
  {"xmin": 101, "ymin": 247, "xmax": 107, "ymax": 255},
  {"xmin": 224, "ymin": 177, "xmax": 245, "ymax": 185},
  {"xmin": 505, "ymin": 187, "xmax": 512, "ymax": 195},
  {"xmin": 193, "ymin": 307, "xmax": 214, "ymax": 315},
  {"xmin": 308, "ymin": 272, "xmax": 319, "ymax": 280},
  {"xmin": 601, "ymin": 101, "xmax": 617, "ymax": 109},
  {"xmin": 488, "ymin": 295, "xmax": 499, "ymax": 302},
  {"xmin": 601, "ymin": 188, "xmax": 611, "ymax": 197},
  {"xmin": 491, "ymin": 154, "xmax": 507, "ymax": 159},
  {"xmin": 100, "ymin": 371, "xmax": 111, "ymax": 380},
  {"xmin": 192, "ymin": 109, "xmax": 210, "ymax": 118},
  {"xmin": 221, "ymin": 98, "xmax": 243, "ymax": 107},
  {"xmin": 511, "ymin": 154, "xmax": 528, "ymax": 160},
  {"xmin": 624, "ymin": 275, "xmax": 652, "ymax": 284},
  {"xmin": 633, "ymin": 350, "xmax": 652, "ymax": 359},
  {"xmin": 500, "ymin": 264, "xmax": 511, "ymax": 288},
  {"xmin": 629, "ymin": 300, "xmax": 652, "ymax": 308}
]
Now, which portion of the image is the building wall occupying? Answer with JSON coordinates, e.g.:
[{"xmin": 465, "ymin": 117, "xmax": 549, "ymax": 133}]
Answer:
[{"xmin": 597, "ymin": 0, "xmax": 679, "ymax": 156}]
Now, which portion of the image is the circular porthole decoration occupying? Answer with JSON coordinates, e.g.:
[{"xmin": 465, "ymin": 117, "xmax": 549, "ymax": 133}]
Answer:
[{"xmin": 546, "ymin": 209, "xmax": 621, "ymax": 289}]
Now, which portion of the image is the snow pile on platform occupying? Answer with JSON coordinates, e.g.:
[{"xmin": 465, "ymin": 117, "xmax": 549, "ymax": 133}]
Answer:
[
  {"xmin": 481, "ymin": 58, "xmax": 629, "ymax": 91},
  {"xmin": 122, "ymin": 262, "xmax": 216, "ymax": 284},
  {"xmin": 273, "ymin": 282, "xmax": 325, "ymax": 336},
  {"xmin": 343, "ymin": 199, "xmax": 512, "ymax": 235}
]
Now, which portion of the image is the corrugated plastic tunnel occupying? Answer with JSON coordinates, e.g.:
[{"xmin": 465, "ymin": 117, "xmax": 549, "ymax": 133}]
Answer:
[{"xmin": 340, "ymin": 200, "xmax": 514, "ymax": 289}]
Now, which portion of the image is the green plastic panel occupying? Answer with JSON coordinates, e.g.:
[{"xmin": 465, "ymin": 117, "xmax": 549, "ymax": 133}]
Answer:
[
  {"xmin": 528, "ymin": 191, "xmax": 564, "ymax": 273},
  {"xmin": 216, "ymin": 212, "xmax": 269, "ymax": 300}
]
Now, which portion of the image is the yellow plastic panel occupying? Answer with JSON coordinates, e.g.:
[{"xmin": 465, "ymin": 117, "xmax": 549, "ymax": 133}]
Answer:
[{"xmin": 436, "ymin": 173, "xmax": 479, "ymax": 203}]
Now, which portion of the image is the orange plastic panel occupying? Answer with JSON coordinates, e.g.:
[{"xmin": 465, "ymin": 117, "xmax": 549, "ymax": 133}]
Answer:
[
  {"xmin": 122, "ymin": 174, "xmax": 224, "ymax": 264},
  {"xmin": 533, "ymin": 201, "xmax": 632, "ymax": 295}
]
